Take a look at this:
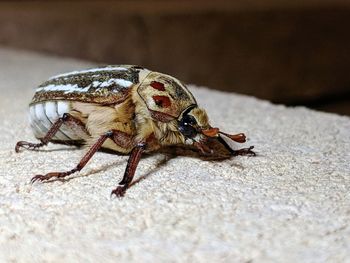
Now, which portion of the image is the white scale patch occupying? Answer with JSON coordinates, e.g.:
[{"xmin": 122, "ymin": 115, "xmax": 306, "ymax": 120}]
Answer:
[
  {"xmin": 56, "ymin": 101, "xmax": 81, "ymax": 140},
  {"xmin": 29, "ymin": 106, "xmax": 44, "ymax": 138},
  {"xmin": 29, "ymin": 101, "xmax": 80, "ymax": 141},
  {"xmin": 49, "ymin": 66, "xmax": 128, "ymax": 80},
  {"xmin": 44, "ymin": 102, "xmax": 70, "ymax": 140},
  {"xmin": 36, "ymin": 84, "xmax": 89, "ymax": 94},
  {"xmin": 36, "ymin": 79, "xmax": 133, "ymax": 94},
  {"xmin": 94, "ymin": 78, "xmax": 133, "ymax": 89},
  {"xmin": 34, "ymin": 103, "xmax": 52, "ymax": 138},
  {"xmin": 57, "ymin": 101, "xmax": 69, "ymax": 116}
]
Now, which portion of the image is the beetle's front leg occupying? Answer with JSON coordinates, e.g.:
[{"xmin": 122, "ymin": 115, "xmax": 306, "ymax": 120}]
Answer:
[
  {"xmin": 193, "ymin": 141, "xmax": 213, "ymax": 156},
  {"xmin": 232, "ymin": 146, "xmax": 256, "ymax": 156},
  {"xmin": 217, "ymin": 136, "xmax": 255, "ymax": 156},
  {"xmin": 111, "ymin": 143, "xmax": 146, "ymax": 198}
]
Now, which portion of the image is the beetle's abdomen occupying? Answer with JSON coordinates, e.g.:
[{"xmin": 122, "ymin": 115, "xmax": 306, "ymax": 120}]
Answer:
[{"xmin": 29, "ymin": 101, "xmax": 83, "ymax": 141}]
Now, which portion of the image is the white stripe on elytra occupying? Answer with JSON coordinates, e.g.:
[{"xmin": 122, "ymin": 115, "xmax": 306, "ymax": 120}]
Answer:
[
  {"xmin": 49, "ymin": 66, "xmax": 128, "ymax": 79},
  {"xmin": 36, "ymin": 78, "xmax": 133, "ymax": 93},
  {"xmin": 92, "ymin": 79, "xmax": 133, "ymax": 88},
  {"xmin": 36, "ymin": 84, "xmax": 89, "ymax": 94}
]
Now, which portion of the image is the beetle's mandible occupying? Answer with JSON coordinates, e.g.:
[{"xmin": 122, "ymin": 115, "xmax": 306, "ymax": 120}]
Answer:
[{"xmin": 15, "ymin": 65, "xmax": 255, "ymax": 197}]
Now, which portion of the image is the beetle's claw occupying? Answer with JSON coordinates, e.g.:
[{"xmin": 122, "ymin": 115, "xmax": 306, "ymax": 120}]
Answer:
[
  {"xmin": 15, "ymin": 141, "xmax": 29, "ymax": 152},
  {"xmin": 30, "ymin": 172, "xmax": 61, "ymax": 184},
  {"xmin": 111, "ymin": 186, "xmax": 126, "ymax": 198},
  {"xmin": 31, "ymin": 174, "xmax": 49, "ymax": 184},
  {"xmin": 15, "ymin": 142, "xmax": 22, "ymax": 153},
  {"xmin": 15, "ymin": 141, "xmax": 44, "ymax": 153},
  {"xmin": 233, "ymin": 146, "xmax": 256, "ymax": 157}
]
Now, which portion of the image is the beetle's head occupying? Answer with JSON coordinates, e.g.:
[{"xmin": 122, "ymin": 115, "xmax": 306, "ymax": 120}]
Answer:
[
  {"xmin": 178, "ymin": 105, "xmax": 247, "ymax": 155},
  {"xmin": 178, "ymin": 105, "xmax": 210, "ymax": 144}
]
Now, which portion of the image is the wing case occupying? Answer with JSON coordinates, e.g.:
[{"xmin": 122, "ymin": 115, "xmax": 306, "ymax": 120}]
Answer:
[{"xmin": 31, "ymin": 65, "xmax": 151, "ymax": 105}]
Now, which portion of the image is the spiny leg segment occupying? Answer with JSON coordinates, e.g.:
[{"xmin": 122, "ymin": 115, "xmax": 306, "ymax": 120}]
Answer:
[
  {"xmin": 28, "ymin": 127, "xmax": 145, "ymax": 198},
  {"xmin": 31, "ymin": 131, "xmax": 114, "ymax": 183},
  {"xmin": 217, "ymin": 135, "xmax": 256, "ymax": 156},
  {"xmin": 111, "ymin": 143, "xmax": 146, "ymax": 197}
]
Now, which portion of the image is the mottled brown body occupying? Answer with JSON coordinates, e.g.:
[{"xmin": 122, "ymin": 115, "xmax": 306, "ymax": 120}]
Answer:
[{"xmin": 16, "ymin": 65, "xmax": 255, "ymax": 197}]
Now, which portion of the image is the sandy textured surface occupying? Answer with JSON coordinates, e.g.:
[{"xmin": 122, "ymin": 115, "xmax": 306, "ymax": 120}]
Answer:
[{"xmin": 0, "ymin": 47, "xmax": 349, "ymax": 263}]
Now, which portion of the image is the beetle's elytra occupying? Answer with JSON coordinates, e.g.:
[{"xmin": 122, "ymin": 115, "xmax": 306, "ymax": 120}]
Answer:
[{"xmin": 15, "ymin": 65, "xmax": 255, "ymax": 197}]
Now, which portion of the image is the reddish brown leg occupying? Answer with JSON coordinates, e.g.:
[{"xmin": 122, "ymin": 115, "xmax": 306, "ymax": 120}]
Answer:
[
  {"xmin": 111, "ymin": 143, "xmax": 146, "ymax": 198},
  {"xmin": 15, "ymin": 113, "xmax": 86, "ymax": 152},
  {"xmin": 193, "ymin": 141, "xmax": 213, "ymax": 155},
  {"xmin": 218, "ymin": 136, "xmax": 256, "ymax": 156},
  {"xmin": 232, "ymin": 146, "xmax": 256, "ymax": 156},
  {"xmin": 111, "ymin": 130, "xmax": 133, "ymax": 149},
  {"xmin": 31, "ymin": 131, "xmax": 114, "ymax": 183}
]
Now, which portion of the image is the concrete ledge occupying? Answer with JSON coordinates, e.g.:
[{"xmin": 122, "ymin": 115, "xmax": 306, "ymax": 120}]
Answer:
[{"xmin": 0, "ymin": 48, "xmax": 349, "ymax": 262}]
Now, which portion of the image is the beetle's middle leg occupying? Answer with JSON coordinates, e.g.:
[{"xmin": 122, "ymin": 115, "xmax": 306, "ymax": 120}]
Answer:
[
  {"xmin": 111, "ymin": 143, "xmax": 146, "ymax": 198},
  {"xmin": 31, "ymin": 130, "xmax": 115, "ymax": 183},
  {"xmin": 15, "ymin": 113, "xmax": 86, "ymax": 152},
  {"xmin": 110, "ymin": 132, "xmax": 160, "ymax": 197}
]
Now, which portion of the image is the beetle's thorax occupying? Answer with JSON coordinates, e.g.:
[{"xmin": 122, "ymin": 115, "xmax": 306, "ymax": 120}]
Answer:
[
  {"xmin": 130, "ymin": 72, "xmax": 200, "ymax": 149},
  {"xmin": 131, "ymin": 87, "xmax": 185, "ymax": 150},
  {"xmin": 132, "ymin": 79, "xmax": 211, "ymax": 149},
  {"xmin": 136, "ymin": 72, "xmax": 197, "ymax": 119}
]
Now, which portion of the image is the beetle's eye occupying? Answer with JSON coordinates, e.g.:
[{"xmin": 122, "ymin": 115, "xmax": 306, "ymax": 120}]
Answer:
[
  {"xmin": 178, "ymin": 115, "xmax": 197, "ymax": 138},
  {"xmin": 182, "ymin": 115, "xmax": 196, "ymax": 126},
  {"xmin": 179, "ymin": 125, "xmax": 197, "ymax": 138}
]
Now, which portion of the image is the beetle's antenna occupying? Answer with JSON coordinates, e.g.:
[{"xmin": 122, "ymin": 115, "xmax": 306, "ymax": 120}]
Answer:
[
  {"xmin": 201, "ymin": 128, "xmax": 246, "ymax": 143},
  {"xmin": 201, "ymin": 127, "xmax": 219, "ymax": 137},
  {"xmin": 218, "ymin": 132, "xmax": 246, "ymax": 143}
]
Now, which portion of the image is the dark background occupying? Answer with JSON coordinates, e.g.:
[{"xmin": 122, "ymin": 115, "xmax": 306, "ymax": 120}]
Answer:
[{"xmin": 1, "ymin": 0, "xmax": 350, "ymax": 115}]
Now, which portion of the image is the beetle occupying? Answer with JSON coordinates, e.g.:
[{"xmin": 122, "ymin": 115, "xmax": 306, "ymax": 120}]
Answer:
[{"xmin": 15, "ymin": 65, "xmax": 255, "ymax": 197}]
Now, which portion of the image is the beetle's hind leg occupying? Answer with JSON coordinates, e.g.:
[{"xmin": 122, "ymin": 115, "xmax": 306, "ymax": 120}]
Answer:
[
  {"xmin": 15, "ymin": 113, "xmax": 85, "ymax": 152},
  {"xmin": 31, "ymin": 131, "xmax": 114, "ymax": 183}
]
